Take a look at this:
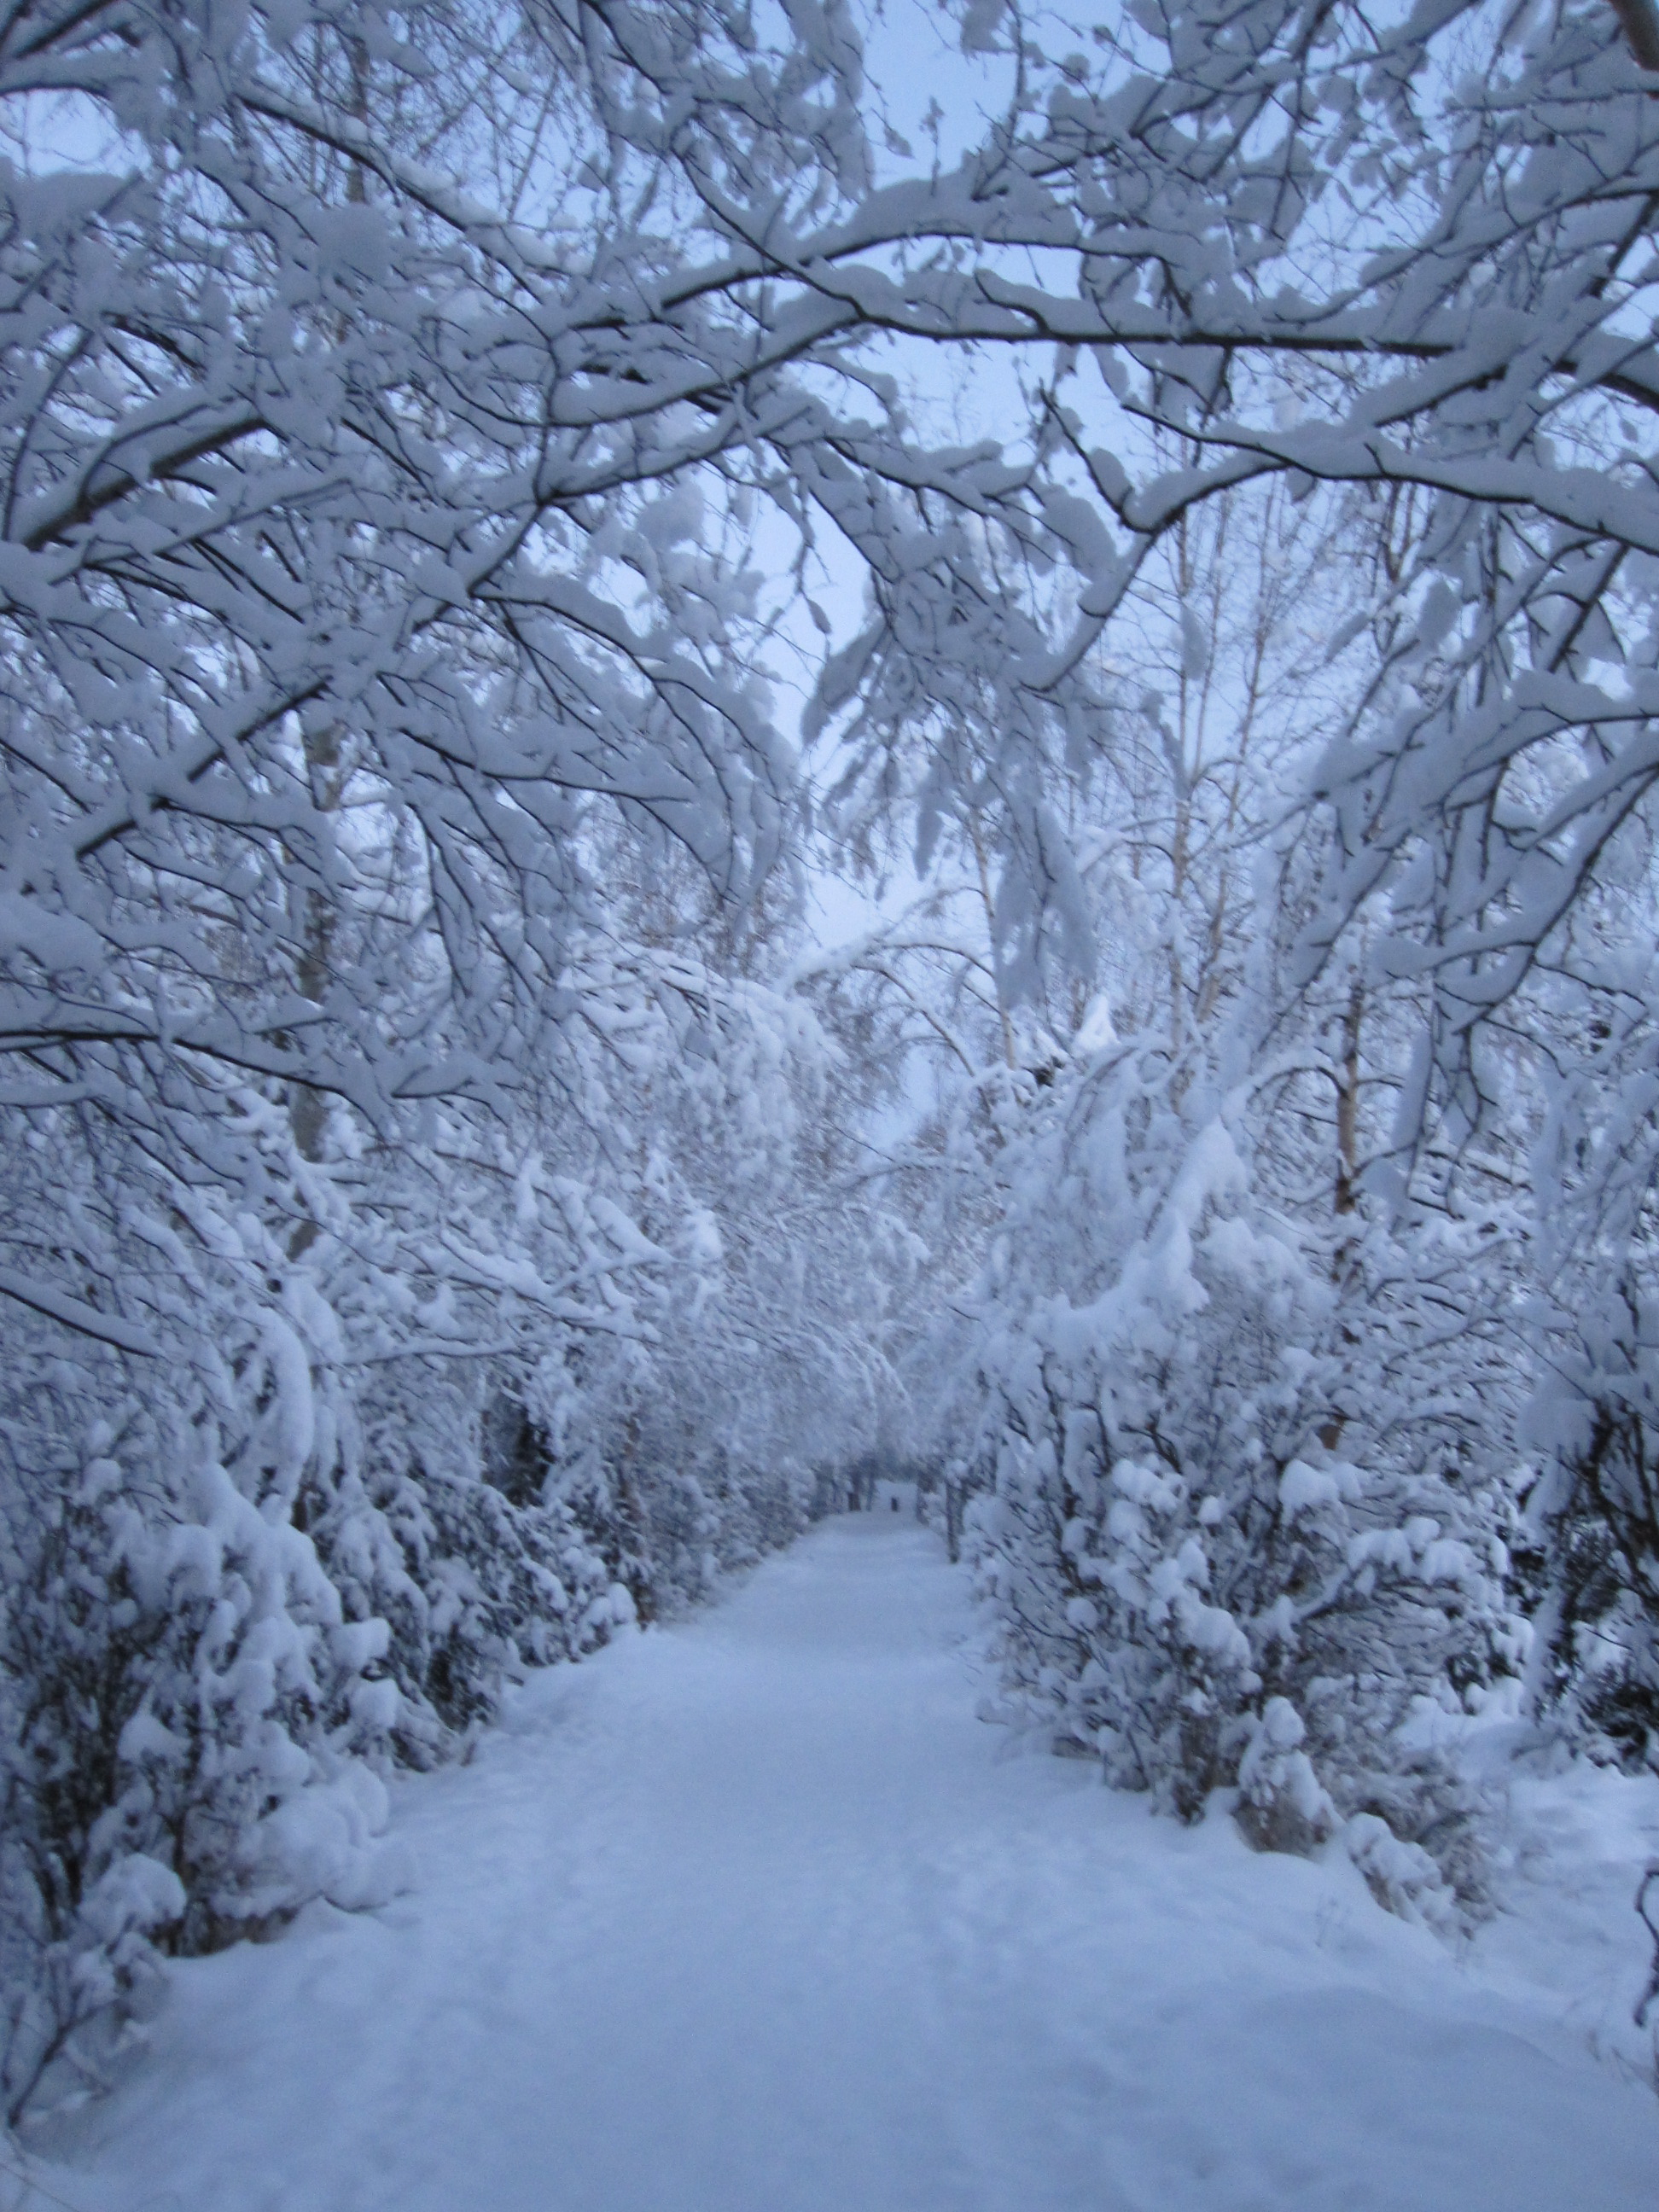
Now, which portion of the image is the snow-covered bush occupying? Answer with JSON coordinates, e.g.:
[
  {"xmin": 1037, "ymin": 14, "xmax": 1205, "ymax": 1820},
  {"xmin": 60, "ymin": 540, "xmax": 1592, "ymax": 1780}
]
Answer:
[
  {"xmin": 0, "ymin": 1388, "xmax": 410, "ymax": 2119},
  {"xmin": 316, "ymin": 1382, "xmax": 621, "ymax": 1747},
  {"xmin": 958, "ymin": 1045, "xmax": 1520, "ymax": 1892}
]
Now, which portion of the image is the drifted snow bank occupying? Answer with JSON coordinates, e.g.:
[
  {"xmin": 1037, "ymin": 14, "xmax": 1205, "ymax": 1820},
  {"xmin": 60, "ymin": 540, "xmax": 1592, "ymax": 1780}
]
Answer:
[{"xmin": 17, "ymin": 1521, "xmax": 1659, "ymax": 2212}]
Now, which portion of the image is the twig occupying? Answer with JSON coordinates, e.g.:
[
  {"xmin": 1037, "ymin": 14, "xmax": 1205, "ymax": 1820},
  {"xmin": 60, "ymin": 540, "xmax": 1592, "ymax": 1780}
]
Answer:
[
  {"xmin": 0, "ymin": 2151, "xmax": 178, "ymax": 2212},
  {"xmin": 1634, "ymin": 1863, "xmax": 1659, "ymax": 2029},
  {"xmin": 0, "ymin": 2155, "xmax": 92, "ymax": 2212}
]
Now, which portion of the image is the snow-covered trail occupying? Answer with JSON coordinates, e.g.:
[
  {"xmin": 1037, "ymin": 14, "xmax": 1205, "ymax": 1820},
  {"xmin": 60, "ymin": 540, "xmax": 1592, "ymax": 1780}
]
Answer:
[{"xmin": 41, "ymin": 1519, "xmax": 1659, "ymax": 2210}]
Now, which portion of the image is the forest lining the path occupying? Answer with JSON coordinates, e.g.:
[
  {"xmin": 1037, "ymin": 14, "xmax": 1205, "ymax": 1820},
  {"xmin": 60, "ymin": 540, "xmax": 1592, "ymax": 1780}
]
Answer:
[{"xmin": 10, "ymin": 0, "xmax": 1659, "ymax": 2157}]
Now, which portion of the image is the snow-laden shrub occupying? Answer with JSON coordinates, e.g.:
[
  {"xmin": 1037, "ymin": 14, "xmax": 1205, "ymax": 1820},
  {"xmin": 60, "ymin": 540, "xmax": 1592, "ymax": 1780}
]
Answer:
[
  {"xmin": 958, "ymin": 1051, "xmax": 1521, "ymax": 1893},
  {"xmin": 0, "ymin": 1412, "xmax": 407, "ymax": 2120},
  {"xmin": 313, "ymin": 1369, "xmax": 624, "ymax": 1755}
]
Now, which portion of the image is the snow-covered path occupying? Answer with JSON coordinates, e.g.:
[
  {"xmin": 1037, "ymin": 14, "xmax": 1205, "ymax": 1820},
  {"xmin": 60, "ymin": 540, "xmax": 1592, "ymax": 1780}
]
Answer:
[{"xmin": 40, "ymin": 1519, "xmax": 1659, "ymax": 2210}]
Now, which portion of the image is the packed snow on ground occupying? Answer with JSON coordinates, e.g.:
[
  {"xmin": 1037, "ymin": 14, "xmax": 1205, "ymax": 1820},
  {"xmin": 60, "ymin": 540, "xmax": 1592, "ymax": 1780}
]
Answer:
[{"xmin": 16, "ymin": 1518, "xmax": 1659, "ymax": 2211}]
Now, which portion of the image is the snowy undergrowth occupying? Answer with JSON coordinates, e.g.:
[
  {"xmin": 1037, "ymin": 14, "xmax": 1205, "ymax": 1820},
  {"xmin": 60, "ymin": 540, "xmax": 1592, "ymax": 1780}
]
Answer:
[{"xmin": 9, "ymin": 1522, "xmax": 1657, "ymax": 2212}]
